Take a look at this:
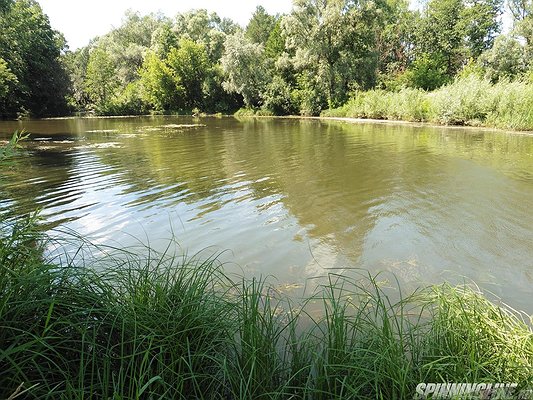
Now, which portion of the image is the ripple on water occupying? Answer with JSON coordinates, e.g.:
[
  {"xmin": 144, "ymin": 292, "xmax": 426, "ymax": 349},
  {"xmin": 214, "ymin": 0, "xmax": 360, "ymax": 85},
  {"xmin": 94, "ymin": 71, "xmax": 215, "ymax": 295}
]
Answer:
[{"xmin": 1, "ymin": 117, "xmax": 532, "ymax": 313}]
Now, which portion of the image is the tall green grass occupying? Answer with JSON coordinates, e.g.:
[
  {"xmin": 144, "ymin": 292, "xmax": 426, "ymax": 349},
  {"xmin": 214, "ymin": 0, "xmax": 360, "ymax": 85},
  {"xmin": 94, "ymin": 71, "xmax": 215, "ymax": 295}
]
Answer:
[
  {"xmin": 1, "ymin": 132, "xmax": 532, "ymax": 399},
  {"xmin": 1, "ymin": 218, "xmax": 532, "ymax": 399},
  {"xmin": 322, "ymin": 75, "xmax": 533, "ymax": 131}
]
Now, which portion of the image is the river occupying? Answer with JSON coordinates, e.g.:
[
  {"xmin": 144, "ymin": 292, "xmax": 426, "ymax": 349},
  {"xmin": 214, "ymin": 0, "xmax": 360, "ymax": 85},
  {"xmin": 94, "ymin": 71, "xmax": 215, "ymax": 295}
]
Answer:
[{"xmin": 1, "ymin": 116, "xmax": 532, "ymax": 312}]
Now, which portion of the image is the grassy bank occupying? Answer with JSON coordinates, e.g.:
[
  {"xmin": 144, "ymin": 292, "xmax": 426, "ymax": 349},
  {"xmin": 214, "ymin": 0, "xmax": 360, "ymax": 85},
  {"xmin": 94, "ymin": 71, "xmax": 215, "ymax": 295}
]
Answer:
[
  {"xmin": 1, "ymin": 218, "xmax": 532, "ymax": 400},
  {"xmin": 322, "ymin": 75, "xmax": 533, "ymax": 131}
]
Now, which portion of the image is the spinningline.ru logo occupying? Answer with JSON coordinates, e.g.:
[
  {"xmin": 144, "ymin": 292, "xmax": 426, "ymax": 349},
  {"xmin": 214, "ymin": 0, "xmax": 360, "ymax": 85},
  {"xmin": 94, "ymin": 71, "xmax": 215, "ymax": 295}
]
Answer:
[{"xmin": 414, "ymin": 383, "xmax": 533, "ymax": 399}]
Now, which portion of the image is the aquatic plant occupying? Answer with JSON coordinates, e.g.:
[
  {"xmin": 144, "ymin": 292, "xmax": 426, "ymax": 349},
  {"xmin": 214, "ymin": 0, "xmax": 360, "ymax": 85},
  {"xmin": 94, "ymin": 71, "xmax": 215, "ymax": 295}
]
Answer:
[{"xmin": 323, "ymin": 75, "xmax": 533, "ymax": 131}]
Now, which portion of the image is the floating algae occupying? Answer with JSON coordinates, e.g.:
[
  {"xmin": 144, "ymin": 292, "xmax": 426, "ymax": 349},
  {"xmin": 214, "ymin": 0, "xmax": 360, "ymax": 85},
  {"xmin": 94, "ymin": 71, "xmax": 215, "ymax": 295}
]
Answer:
[{"xmin": 85, "ymin": 129, "xmax": 119, "ymax": 133}]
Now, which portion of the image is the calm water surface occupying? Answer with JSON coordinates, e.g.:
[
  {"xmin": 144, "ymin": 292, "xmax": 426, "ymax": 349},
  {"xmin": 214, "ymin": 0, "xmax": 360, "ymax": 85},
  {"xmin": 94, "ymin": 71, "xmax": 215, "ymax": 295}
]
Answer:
[{"xmin": 1, "ymin": 117, "xmax": 532, "ymax": 312}]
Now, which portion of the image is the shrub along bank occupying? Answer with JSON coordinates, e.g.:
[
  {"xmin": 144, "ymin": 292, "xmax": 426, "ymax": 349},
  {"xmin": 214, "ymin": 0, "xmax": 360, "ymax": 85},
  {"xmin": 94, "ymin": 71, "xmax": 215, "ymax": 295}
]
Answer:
[{"xmin": 322, "ymin": 75, "xmax": 533, "ymax": 131}]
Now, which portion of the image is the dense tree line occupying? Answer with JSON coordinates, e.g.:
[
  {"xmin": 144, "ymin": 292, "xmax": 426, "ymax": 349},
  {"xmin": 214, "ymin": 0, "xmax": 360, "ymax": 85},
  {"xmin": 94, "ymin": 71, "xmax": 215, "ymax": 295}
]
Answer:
[
  {"xmin": 2, "ymin": 0, "xmax": 533, "ymax": 118},
  {"xmin": 0, "ymin": 0, "xmax": 69, "ymax": 118}
]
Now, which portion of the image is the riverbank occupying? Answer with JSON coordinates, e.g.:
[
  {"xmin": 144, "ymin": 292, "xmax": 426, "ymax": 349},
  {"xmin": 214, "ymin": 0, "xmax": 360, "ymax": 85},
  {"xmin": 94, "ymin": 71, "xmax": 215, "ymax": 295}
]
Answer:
[
  {"xmin": 1, "ymin": 218, "xmax": 532, "ymax": 399},
  {"xmin": 317, "ymin": 116, "xmax": 533, "ymax": 137},
  {"xmin": 321, "ymin": 75, "xmax": 533, "ymax": 133}
]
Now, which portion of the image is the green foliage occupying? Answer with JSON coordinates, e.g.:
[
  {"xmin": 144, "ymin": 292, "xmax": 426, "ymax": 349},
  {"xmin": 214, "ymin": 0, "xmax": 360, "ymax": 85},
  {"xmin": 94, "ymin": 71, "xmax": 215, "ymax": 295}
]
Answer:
[
  {"xmin": 422, "ymin": 284, "xmax": 533, "ymax": 383},
  {"xmin": 1, "ymin": 224, "xmax": 531, "ymax": 399},
  {"xmin": 512, "ymin": 3, "xmax": 533, "ymax": 58},
  {"xmin": 221, "ymin": 31, "xmax": 271, "ymax": 108},
  {"xmin": 138, "ymin": 51, "xmax": 184, "ymax": 112},
  {"xmin": 375, "ymin": 0, "xmax": 417, "ymax": 84},
  {"xmin": 100, "ymin": 11, "xmax": 165, "ymax": 86},
  {"xmin": 85, "ymin": 47, "xmax": 117, "ymax": 108},
  {"xmin": 415, "ymin": 0, "xmax": 466, "ymax": 78},
  {"xmin": 0, "ymin": 0, "xmax": 528, "ymax": 118},
  {"xmin": 486, "ymin": 79, "xmax": 533, "ymax": 129},
  {"xmin": 479, "ymin": 35, "xmax": 528, "ymax": 82},
  {"xmin": 405, "ymin": 54, "xmax": 451, "ymax": 90},
  {"xmin": 283, "ymin": 0, "xmax": 382, "ymax": 109},
  {"xmin": 0, "ymin": 57, "xmax": 17, "ymax": 100},
  {"xmin": 0, "ymin": 230, "xmax": 234, "ymax": 399},
  {"xmin": 173, "ymin": 9, "xmax": 229, "ymax": 62},
  {"xmin": 62, "ymin": 47, "xmax": 91, "ymax": 111},
  {"xmin": 234, "ymin": 108, "xmax": 258, "ymax": 117},
  {"xmin": 0, "ymin": 0, "xmax": 69, "ymax": 117},
  {"xmin": 262, "ymin": 75, "xmax": 297, "ymax": 115},
  {"xmin": 150, "ymin": 21, "xmax": 178, "ymax": 58},
  {"xmin": 460, "ymin": 0, "xmax": 503, "ymax": 58},
  {"xmin": 390, "ymin": 88, "xmax": 432, "ymax": 121},
  {"xmin": 0, "ymin": 0, "xmax": 13, "ymax": 13},
  {"xmin": 264, "ymin": 20, "xmax": 285, "ymax": 60},
  {"xmin": 429, "ymin": 74, "xmax": 495, "ymax": 124},
  {"xmin": 245, "ymin": 6, "xmax": 278, "ymax": 45},
  {"xmin": 202, "ymin": 64, "xmax": 241, "ymax": 113},
  {"xmin": 413, "ymin": 0, "xmax": 502, "ymax": 85},
  {"xmin": 0, "ymin": 130, "xmax": 29, "ymax": 162},
  {"xmin": 325, "ymin": 74, "xmax": 533, "ymax": 130},
  {"xmin": 105, "ymin": 82, "xmax": 148, "ymax": 116},
  {"xmin": 458, "ymin": 58, "xmax": 485, "ymax": 79},
  {"xmin": 62, "ymin": 8, "xmax": 239, "ymax": 116},
  {"xmin": 167, "ymin": 39, "xmax": 210, "ymax": 109}
]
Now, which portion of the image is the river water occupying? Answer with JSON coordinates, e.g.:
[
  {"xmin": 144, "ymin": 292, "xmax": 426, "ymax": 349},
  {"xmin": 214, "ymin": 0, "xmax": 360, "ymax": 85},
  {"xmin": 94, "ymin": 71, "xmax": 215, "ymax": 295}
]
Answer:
[{"xmin": 1, "ymin": 116, "xmax": 532, "ymax": 312}]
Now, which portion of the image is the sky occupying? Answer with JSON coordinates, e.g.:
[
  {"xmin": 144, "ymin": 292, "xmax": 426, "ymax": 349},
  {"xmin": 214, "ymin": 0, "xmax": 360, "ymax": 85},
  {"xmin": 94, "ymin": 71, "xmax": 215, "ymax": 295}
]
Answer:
[{"xmin": 38, "ymin": 0, "xmax": 293, "ymax": 50}]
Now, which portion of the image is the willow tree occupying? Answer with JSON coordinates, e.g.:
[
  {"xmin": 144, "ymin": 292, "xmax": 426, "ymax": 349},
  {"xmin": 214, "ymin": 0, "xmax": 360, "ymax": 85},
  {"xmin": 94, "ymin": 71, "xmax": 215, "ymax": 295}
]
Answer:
[
  {"xmin": 221, "ymin": 31, "xmax": 271, "ymax": 108},
  {"xmin": 282, "ymin": 0, "xmax": 384, "ymax": 111}
]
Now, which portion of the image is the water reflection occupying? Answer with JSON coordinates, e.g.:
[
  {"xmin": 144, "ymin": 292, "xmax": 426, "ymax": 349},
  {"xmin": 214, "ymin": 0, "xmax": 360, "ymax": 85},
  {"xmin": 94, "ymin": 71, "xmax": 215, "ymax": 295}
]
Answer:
[{"xmin": 0, "ymin": 117, "xmax": 532, "ymax": 312}]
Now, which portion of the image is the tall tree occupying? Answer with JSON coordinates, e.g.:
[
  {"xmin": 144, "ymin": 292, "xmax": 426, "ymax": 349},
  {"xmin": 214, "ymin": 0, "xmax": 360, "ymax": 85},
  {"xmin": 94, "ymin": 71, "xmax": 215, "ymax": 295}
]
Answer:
[
  {"xmin": 150, "ymin": 21, "xmax": 178, "ymax": 58},
  {"xmin": 412, "ymin": 0, "xmax": 502, "ymax": 87},
  {"xmin": 85, "ymin": 47, "xmax": 117, "ymax": 107},
  {"xmin": 415, "ymin": 0, "xmax": 466, "ymax": 78},
  {"xmin": 167, "ymin": 38, "xmax": 210, "ymax": 109},
  {"xmin": 246, "ymin": 6, "xmax": 278, "ymax": 45},
  {"xmin": 264, "ymin": 20, "xmax": 286, "ymax": 60},
  {"xmin": 478, "ymin": 34, "xmax": 527, "ymax": 81},
  {"xmin": 138, "ymin": 51, "xmax": 184, "ymax": 111},
  {"xmin": 221, "ymin": 31, "xmax": 270, "ymax": 108},
  {"xmin": 62, "ymin": 46, "xmax": 91, "ymax": 110},
  {"xmin": 282, "ymin": 0, "xmax": 383, "ymax": 110},
  {"xmin": 98, "ymin": 11, "xmax": 165, "ymax": 86},
  {"xmin": 0, "ymin": 0, "xmax": 69, "ymax": 117},
  {"xmin": 173, "ymin": 9, "xmax": 232, "ymax": 62},
  {"xmin": 374, "ymin": 0, "xmax": 417, "ymax": 85},
  {"xmin": 461, "ymin": 0, "xmax": 503, "ymax": 58}
]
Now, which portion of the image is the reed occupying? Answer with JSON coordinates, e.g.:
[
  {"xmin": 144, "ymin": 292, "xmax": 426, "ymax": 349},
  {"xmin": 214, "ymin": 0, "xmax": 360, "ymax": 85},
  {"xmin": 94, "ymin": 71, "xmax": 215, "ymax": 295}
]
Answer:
[
  {"xmin": 1, "ymin": 221, "xmax": 531, "ymax": 399},
  {"xmin": 322, "ymin": 75, "xmax": 533, "ymax": 131}
]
